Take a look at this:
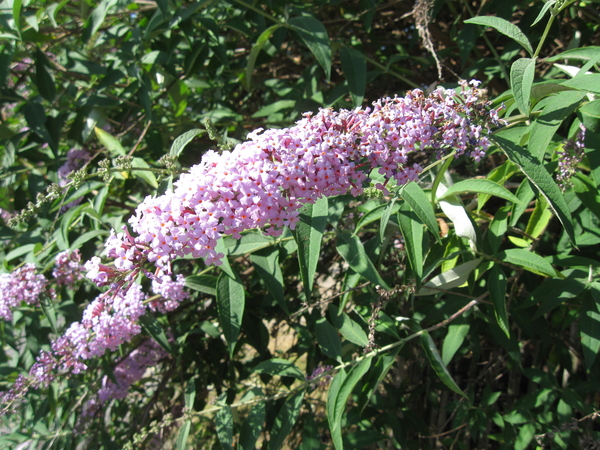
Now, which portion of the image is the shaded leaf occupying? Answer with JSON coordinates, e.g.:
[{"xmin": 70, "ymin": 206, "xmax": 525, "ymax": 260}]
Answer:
[
  {"xmin": 340, "ymin": 46, "xmax": 366, "ymax": 106},
  {"xmin": 268, "ymin": 390, "xmax": 305, "ymax": 450},
  {"xmin": 488, "ymin": 264, "xmax": 510, "ymax": 337},
  {"xmin": 421, "ymin": 330, "xmax": 467, "ymax": 397},
  {"xmin": 397, "ymin": 202, "xmax": 424, "ymax": 281},
  {"xmin": 170, "ymin": 128, "xmax": 203, "ymax": 157},
  {"xmin": 498, "ymin": 248, "xmax": 557, "ymax": 277},
  {"xmin": 253, "ymin": 359, "xmax": 305, "ymax": 380},
  {"xmin": 315, "ymin": 318, "xmax": 343, "ymax": 362},
  {"xmin": 400, "ymin": 181, "xmax": 440, "ymax": 242}
]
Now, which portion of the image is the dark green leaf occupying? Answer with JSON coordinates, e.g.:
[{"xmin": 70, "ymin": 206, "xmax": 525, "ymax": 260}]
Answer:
[
  {"xmin": 329, "ymin": 305, "xmax": 369, "ymax": 347},
  {"xmin": 498, "ymin": 248, "xmax": 557, "ymax": 277},
  {"xmin": 528, "ymin": 90, "xmax": 587, "ymax": 159},
  {"xmin": 327, "ymin": 357, "xmax": 373, "ymax": 450},
  {"xmin": 216, "ymin": 273, "xmax": 245, "ymax": 358},
  {"xmin": 139, "ymin": 314, "xmax": 173, "ymax": 355},
  {"xmin": 250, "ymin": 247, "xmax": 288, "ymax": 314},
  {"xmin": 239, "ymin": 391, "xmax": 265, "ymax": 450},
  {"xmin": 253, "ymin": 359, "xmax": 305, "ymax": 380},
  {"xmin": 268, "ymin": 390, "xmax": 305, "ymax": 450},
  {"xmin": 581, "ymin": 285, "xmax": 600, "ymax": 368},
  {"xmin": 397, "ymin": 202, "xmax": 424, "ymax": 281},
  {"xmin": 340, "ymin": 46, "xmax": 366, "ymax": 106},
  {"xmin": 216, "ymin": 399, "xmax": 233, "ymax": 450},
  {"xmin": 421, "ymin": 331, "xmax": 467, "ymax": 397},
  {"xmin": 336, "ymin": 231, "xmax": 390, "ymax": 289},
  {"xmin": 293, "ymin": 196, "xmax": 328, "ymax": 299},
  {"xmin": 288, "ymin": 15, "xmax": 332, "ymax": 80},
  {"xmin": 34, "ymin": 48, "xmax": 55, "ymax": 102},
  {"xmin": 245, "ymin": 24, "xmax": 282, "ymax": 91},
  {"xmin": 315, "ymin": 318, "xmax": 343, "ymax": 362},
  {"xmin": 492, "ymin": 135, "xmax": 575, "ymax": 245},
  {"xmin": 442, "ymin": 317, "xmax": 470, "ymax": 365},
  {"xmin": 488, "ymin": 265, "xmax": 510, "ymax": 337},
  {"xmin": 400, "ymin": 181, "xmax": 440, "ymax": 242}
]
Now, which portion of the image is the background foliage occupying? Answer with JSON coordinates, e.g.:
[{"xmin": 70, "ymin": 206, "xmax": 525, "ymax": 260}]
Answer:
[{"xmin": 1, "ymin": 0, "xmax": 600, "ymax": 448}]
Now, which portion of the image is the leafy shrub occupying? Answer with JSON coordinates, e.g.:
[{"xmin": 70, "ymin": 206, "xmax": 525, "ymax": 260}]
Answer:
[{"xmin": 1, "ymin": 0, "xmax": 600, "ymax": 449}]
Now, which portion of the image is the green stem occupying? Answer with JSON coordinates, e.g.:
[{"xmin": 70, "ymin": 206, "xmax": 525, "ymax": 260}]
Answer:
[
  {"xmin": 364, "ymin": 56, "xmax": 421, "ymax": 89},
  {"xmin": 533, "ymin": 13, "xmax": 556, "ymax": 58},
  {"xmin": 229, "ymin": 0, "xmax": 282, "ymax": 25}
]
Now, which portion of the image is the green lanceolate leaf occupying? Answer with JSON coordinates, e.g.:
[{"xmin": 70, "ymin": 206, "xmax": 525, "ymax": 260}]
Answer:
[
  {"xmin": 139, "ymin": 314, "xmax": 174, "ymax": 355},
  {"xmin": 400, "ymin": 181, "xmax": 440, "ymax": 242},
  {"xmin": 528, "ymin": 90, "xmax": 587, "ymax": 159},
  {"xmin": 340, "ymin": 46, "xmax": 366, "ymax": 107},
  {"xmin": 497, "ymin": 248, "xmax": 557, "ymax": 277},
  {"xmin": 488, "ymin": 264, "xmax": 510, "ymax": 337},
  {"xmin": 421, "ymin": 330, "xmax": 467, "ymax": 397},
  {"xmin": 329, "ymin": 304, "xmax": 369, "ymax": 348},
  {"xmin": 170, "ymin": 128, "xmax": 203, "ymax": 157},
  {"xmin": 175, "ymin": 420, "xmax": 191, "ymax": 450},
  {"xmin": 397, "ymin": 202, "xmax": 424, "ymax": 282},
  {"xmin": 581, "ymin": 285, "xmax": 600, "ymax": 368},
  {"xmin": 288, "ymin": 15, "xmax": 332, "ymax": 80},
  {"xmin": 34, "ymin": 48, "xmax": 55, "ymax": 102},
  {"xmin": 356, "ymin": 348, "xmax": 401, "ymax": 414},
  {"xmin": 315, "ymin": 318, "xmax": 343, "ymax": 362},
  {"xmin": 184, "ymin": 379, "xmax": 196, "ymax": 410},
  {"xmin": 245, "ymin": 24, "xmax": 282, "ymax": 91},
  {"xmin": 492, "ymin": 135, "xmax": 575, "ymax": 245},
  {"xmin": 293, "ymin": 196, "xmax": 328, "ymax": 299},
  {"xmin": 417, "ymin": 259, "xmax": 482, "ymax": 296},
  {"xmin": 487, "ymin": 206, "xmax": 510, "ymax": 254},
  {"xmin": 510, "ymin": 57, "xmax": 536, "ymax": 117},
  {"xmin": 94, "ymin": 126, "xmax": 126, "ymax": 156},
  {"xmin": 464, "ymin": 16, "xmax": 533, "ymax": 56},
  {"xmin": 379, "ymin": 197, "xmax": 398, "ymax": 243},
  {"xmin": 327, "ymin": 356, "xmax": 373, "ymax": 450},
  {"xmin": 250, "ymin": 247, "xmax": 288, "ymax": 314},
  {"xmin": 185, "ymin": 274, "xmax": 217, "ymax": 296},
  {"xmin": 215, "ymin": 399, "xmax": 233, "ymax": 450},
  {"xmin": 437, "ymin": 179, "xmax": 522, "ymax": 205},
  {"xmin": 239, "ymin": 390, "xmax": 265, "ymax": 450},
  {"xmin": 268, "ymin": 390, "xmax": 305, "ymax": 450},
  {"xmin": 442, "ymin": 317, "xmax": 470, "ymax": 365},
  {"xmin": 253, "ymin": 359, "xmax": 305, "ymax": 380},
  {"xmin": 217, "ymin": 272, "xmax": 246, "ymax": 358},
  {"xmin": 336, "ymin": 231, "xmax": 390, "ymax": 289}
]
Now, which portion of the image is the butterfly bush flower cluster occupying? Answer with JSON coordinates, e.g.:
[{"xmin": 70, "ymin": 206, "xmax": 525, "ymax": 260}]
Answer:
[
  {"xmin": 0, "ymin": 264, "xmax": 47, "ymax": 321},
  {"xmin": 556, "ymin": 124, "xmax": 586, "ymax": 191},
  {"xmin": 3, "ymin": 81, "xmax": 501, "ymax": 415},
  {"xmin": 53, "ymin": 249, "xmax": 85, "ymax": 288},
  {"xmin": 86, "ymin": 81, "xmax": 501, "ymax": 296}
]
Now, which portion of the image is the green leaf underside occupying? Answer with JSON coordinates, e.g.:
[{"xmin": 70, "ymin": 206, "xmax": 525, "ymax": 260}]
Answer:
[
  {"xmin": 510, "ymin": 57, "xmax": 536, "ymax": 117},
  {"xmin": 464, "ymin": 16, "xmax": 533, "ymax": 56},
  {"xmin": 437, "ymin": 179, "xmax": 522, "ymax": 204}
]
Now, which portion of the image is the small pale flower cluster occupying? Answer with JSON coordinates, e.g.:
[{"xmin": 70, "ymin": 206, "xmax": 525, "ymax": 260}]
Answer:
[
  {"xmin": 58, "ymin": 148, "xmax": 91, "ymax": 211},
  {"xmin": 0, "ymin": 281, "xmax": 188, "ymax": 415},
  {"xmin": 86, "ymin": 82, "xmax": 501, "ymax": 291},
  {"xmin": 150, "ymin": 274, "xmax": 189, "ymax": 313},
  {"xmin": 0, "ymin": 264, "xmax": 47, "ymax": 321},
  {"xmin": 557, "ymin": 124, "xmax": 586, "ymax": 191},
  {"xmin": 98, "ymin": 339, "xmax": 167, "ymax": 402},
  {"xmin": 53, "ymin": 249, "xmax": 85, "ymax": 288},
  {"xmin": 307, "ymin": 364, "xmax": 334, "ymax": 388}
]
